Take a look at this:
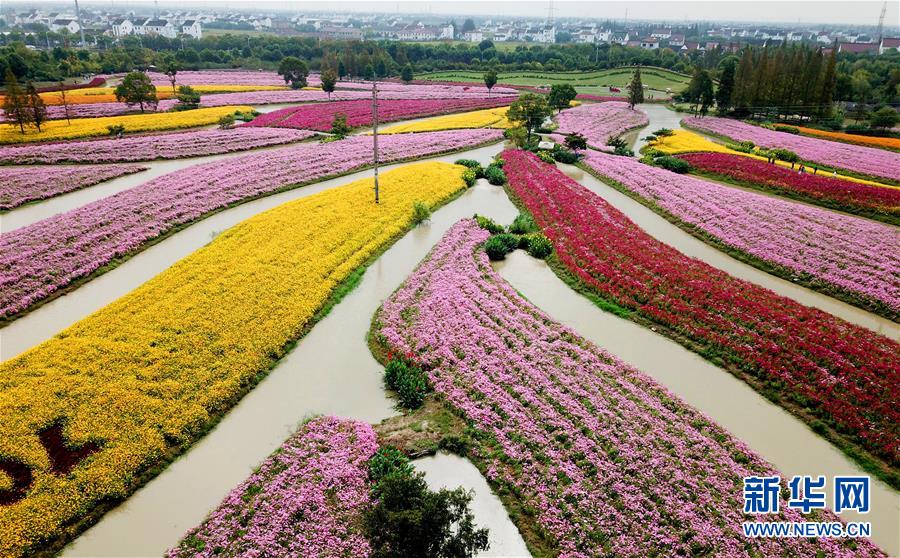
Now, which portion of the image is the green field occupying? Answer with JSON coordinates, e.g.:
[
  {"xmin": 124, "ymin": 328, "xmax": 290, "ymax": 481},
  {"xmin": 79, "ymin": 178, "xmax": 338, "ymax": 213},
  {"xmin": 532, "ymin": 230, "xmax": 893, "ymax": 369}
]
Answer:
[{"xmin": 416, "ymin": 67, "xmax": 691, "ymax": 96}]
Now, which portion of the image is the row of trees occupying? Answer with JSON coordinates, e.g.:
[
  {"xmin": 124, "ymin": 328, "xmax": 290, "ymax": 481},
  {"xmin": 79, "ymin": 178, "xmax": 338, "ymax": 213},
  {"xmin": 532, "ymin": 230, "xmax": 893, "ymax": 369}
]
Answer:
[{"xmin": 2, "ymin": 71, "xmax": 47, "ymax": 133}]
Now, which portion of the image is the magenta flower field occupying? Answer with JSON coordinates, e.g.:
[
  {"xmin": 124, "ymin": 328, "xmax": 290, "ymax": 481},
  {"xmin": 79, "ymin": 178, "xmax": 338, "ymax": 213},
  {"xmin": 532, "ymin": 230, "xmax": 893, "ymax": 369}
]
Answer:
[
  {"xmin": 0, "ymin": 129, "xmax": 502, "ymax": 319},
  {"xmin": 0, "ymin": 128, "xmax": 316, "ymax": 164},
  {"xmin": 550, "ymin": 101, "xmax": 648, "ymax": 149},
  {"xmin": 582, "ymin": 150, "xmax": 900, "ymax": 318},
  {"xmin": 0, "ymin": 164, "xmax": 147, "ymax": 209},
  {"xmin": 373, "ymin": 219, "xmax": 884, "ymax": 558},
  {"xmin": 168, "ymin": 416, "xmax": 377, "ymax": 558},
  {"xmin": 682, "ymin": 117, "xmax": 900, "ymax": 182},
  {"xmin": 245, "ymin": 97, "xmax": 513, "ymax": 131}
]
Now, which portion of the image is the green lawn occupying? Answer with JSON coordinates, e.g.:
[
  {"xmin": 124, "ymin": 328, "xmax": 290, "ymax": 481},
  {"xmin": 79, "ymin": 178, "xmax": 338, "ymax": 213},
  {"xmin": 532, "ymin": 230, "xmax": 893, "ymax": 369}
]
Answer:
[{"xmin": 417, "ymin": 67, "xmax": 691, "ymax": 95}]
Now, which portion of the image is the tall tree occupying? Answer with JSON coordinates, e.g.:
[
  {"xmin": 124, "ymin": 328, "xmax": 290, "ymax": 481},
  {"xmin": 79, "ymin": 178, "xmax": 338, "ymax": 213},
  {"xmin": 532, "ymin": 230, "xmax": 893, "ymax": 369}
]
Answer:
[
  {"xmin": 114, "ymin": 71, "xmax": 158, "ymax": 112},
  {"xmin": 163, "ymin": 58, "xmax": 180, "ymax": 94},
  {"xmin": 626, "ymin": 67, "xmax": 644, "ymax": 109},
  {"xmin": 507, "ymin": 93, "xmax": 552, "ymax": 143},
  {"xmin": 320, "ymin": 68, "xmax": 337, "ymax": 99},
  {"xmin": 698, "ymin": 72, "xmax": 715, "ymax": 116},
  {"xmin": 732, "ymin": 47, "xmax": 754, "ymax": 113},
  {"xmin": 715, "ymin": 59, "xmax": 736, "ymax": 113},
  {"xmin": 483, "ymin": 69, "xmax": 497, "ymax": 94},
  {"xmin": 462, "ymin": 19, "xmax": 476, "ymax": 32},
  {"xmin": 56, "ymin": 80, "xmax": 72, "ymax": 124},
  {"xmin": 548, "ymin": 83, "xmax": 577, "ymax": 112},
  {"xmin": 817, "ymin": 47, "xmax": 837, "ymax": 119},
  {"xmin": 400, "ymin": 64, "xmax": 414, "ymax": 84},
  {"xmin": 2, "ymin": 70, "xmax": 30, "ymax": 134},
  {"xmin": 277, "ymin": 56, "xmax": 309, "ymax": 89},
  {"xmin": 26, "ymin": 82, "xmax": 46, "ymax": 132}
]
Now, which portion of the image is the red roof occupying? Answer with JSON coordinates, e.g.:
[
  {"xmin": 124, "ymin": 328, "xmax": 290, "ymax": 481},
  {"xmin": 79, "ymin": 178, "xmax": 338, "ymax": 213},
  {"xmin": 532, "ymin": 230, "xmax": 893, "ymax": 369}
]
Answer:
[
  {"xmin": 839, "ymin": 42, "xmax": 878, "ymax": 53},
  {"xmin": 882, "ymin": 38, "xmax": 900, "ymax": 48}
]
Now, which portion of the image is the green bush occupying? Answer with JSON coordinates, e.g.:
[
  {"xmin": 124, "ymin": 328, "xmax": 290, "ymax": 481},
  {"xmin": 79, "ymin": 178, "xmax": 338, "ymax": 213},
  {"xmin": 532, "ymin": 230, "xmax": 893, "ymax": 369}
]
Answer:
[
  {"xmin": 483, "ymin": 165, "xmax": 507, "ymax": 185},
  {"xmin": 536, "ymin": 150, "xmax": 555, "ymax": 164},
  {"xmin": 773, "ymin": 125, "xmax": 800, "ymax": 134},
  {"xmin": 655, "ymin": 156, "xmax": 692, "ymax": 173},
  {"xmin": 508, "ymin": 213, "xmax": 537, "ymax": 235},
  {"xmin": 383, "ymin": 358, "xmax": 430, "ymax": 409},
  {"xmin": 484, "ymin": 233, "xmax": 519, "ymax": 260},
  {"xmin": 454, "ymin": 158, "xmax": 482, "ymax": 170},
  {"xmin": 551, "ymin": 147, "xmax": 579, "ymax": 164},
  {"xmin": 461, "ymin": 168, "xmax": 478, "ymax": 187},
  {"xmin": 368, "ymin": 446, "xmax": 413, "ymax": 484},
  {"xmin": 474, "ymin": 214, "xmax": 505, "ymax": 234},
  {"xmin": 411, "ymin": 201, "xmax": 431, "ymax": 225},
  {"xmin": 523, "ymin": 233, "xmax": 553, "ymax": 259}
]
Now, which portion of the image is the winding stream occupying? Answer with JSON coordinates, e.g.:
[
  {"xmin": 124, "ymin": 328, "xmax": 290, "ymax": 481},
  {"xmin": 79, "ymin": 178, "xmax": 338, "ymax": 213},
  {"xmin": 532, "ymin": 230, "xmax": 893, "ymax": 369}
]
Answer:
[
  {"xmin": 60, "ymin": 179, "xmax": 519, "ymax": 557},
  {"xmin": 494, "ymin": 251, "xmax": 899, "ymax": 556}
]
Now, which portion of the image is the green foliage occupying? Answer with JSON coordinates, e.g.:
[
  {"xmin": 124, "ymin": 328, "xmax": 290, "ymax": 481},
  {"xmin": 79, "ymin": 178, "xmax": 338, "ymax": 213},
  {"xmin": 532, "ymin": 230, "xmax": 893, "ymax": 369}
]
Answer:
[
  {"xmin": 384, "ymin": 358, "xmax": 430, "ymax": 409},
  {"xmin": 106, "ymin": 123, "xmax": 125, "ymax": 137},
  {"xmin": 368, "ymin": 446, "xmax": 414, "ymax": 484},
  {"xmin": 654, "ymin": 155, "xmax": 692, "ymax": 174},
  {"xmin": 483, "ymin": 165, "xmax": 507, "ymax": 185},
  {"xmin": 454, "ymin": 159, "xmax": 484, "ymax": 179},
  {"xmin": 114, "ymin": 71, "xmax": 158, "ymax": 112},
  {"xmin": 536, "ymin": 150, "xmax": 555, "ymax": 164},
  {"xmin": 401, "ymin": 64, "xmax": 414, "ymax": 83},
  {"xmin": 507, "ymin": 93, "xmax": 552, "ymax": 141},
  {"xmin": 320, "ymin": 68, "xmax": 337, "ymax": 97},
  {"xmin": 461, "ymin": 168, "xmax": 478, "ymax": 187},
  {"xmin": 411, "ymin": 201, "xmax": 431, "ymax": 225},
  {"xmin": 2, "ymin": 70, "xmax": 30, "ymax": 134},
  {"xmin": 483, "ymin": 69, "xmax": 498, "ymax": 92},
  {"xmin": 626, "ymin": 67, "xmax": 644, "ymax": 109},
  {"xmin": 547, "ymin": 83, "xmax": 577, "ymax": 112},
  {"xmin": 773, "ymin": 125, "xmax": 800, "ymax": 134},
  {"xmin": 174, "ymin": 84, "xmax": 200, "ymax": 110},
  {"xmin": 473, "ymin": 215, "xmax": 505, "ymax": 234},
  {"xmin": 484, "ymin": 233, "xmax": 520, "ymax": 260},
  {"xmin": 330, "ymin": 112, "xmax": 351, "ymax": 138},
  {"xmin": 563, "ymin": 132, "xmax": 587, "ymax": 151},
  {"xmin": 523, "ymin": 233, "xmax": 553, "ymax": 259},
  {"xmin": 682, "ymin": 68, "xmax": 714, "ymax": 115},
  {"xmin": 508, "ymin": 213, "xmax": 538, "ymax": 235},
  {"xmin": 277, "ymin": 56, "xmax": 309, "ymax": 88},
  {"xmin": 551, "ymin": 146, "xmax": 580, "ymax": 164},
  {"xmin": 217, "ymin": 114, "xmax": 235, "ymax": 129},
  {"xmin": 504, "ymin": 125, "xmax": 530, "ymax": 149},
  {"xmin": 25, "ymin": 82, "xmax": 46, "ymax": 132},
  {"xmin": 606, "ymin": 136, "xmax": 634, "ymax": 157},
  {"xmin": 869, "ymin": 107, "xmax": 899, "ymax": 130}
]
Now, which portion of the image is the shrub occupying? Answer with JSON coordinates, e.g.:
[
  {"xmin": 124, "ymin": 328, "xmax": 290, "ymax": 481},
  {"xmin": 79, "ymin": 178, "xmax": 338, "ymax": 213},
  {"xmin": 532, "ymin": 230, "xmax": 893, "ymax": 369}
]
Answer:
[
  {"xmin": 536, "ymin": 150, "xmax": 555, "ymax": 164},
  {"xmin": 330, "ymin": 113, "xmax": 351, "ymax": 139},
  {"xmin": 106, "ymin": 124, "xmax": 126, "ymax": 137},
  {"xmin": 508, "ymin": 213, "xmax": 537, "ymax": 235},
  {"xmin": 523, "ymin": 233, "xmax": 553, "ymax": 259},
  {"xmin": 461, "ymin": 168, "xmax": 478, "ymax": 187},
  {"xmin": 411, "ymin": 201, "xmax": 431, "ymax": 225},
  {"xmin": 551, "ymin": 147, "xmax": 580, "ymax": 164},
  {"xmin": 217, "ymin": 114, "xmax": 235, "ymax": 129},
  {"xmin": 483, "ymin": 165, "xmax": 506, "ymax": 185},
  {"xmin": 484, "ymin": 233, "xmax": 519, "ymax": 260},
  {"xmin": 655, "ymin": 155, "xmax": 692, "ymax": 174},
  {"xmin": 383, "ymin": 358, "xmax": 429, "ymax": 409},
  {"xmin": 454, "ymin": 159, "xmax": 482, "ymax": 171},
  {"xmin": 474, "ymin": 214, "xmax": 505, "ymax": 234},
  {"xmin": 368, "ymin": 446, "xmax": 413, "ymax": 484},
  {"xmin": 774, "ymin": 125, "xmax": 800, "ymax": 134},
  {"xmin": 563, "ymin": 132, "xmax": 587, "ymax": 151}
]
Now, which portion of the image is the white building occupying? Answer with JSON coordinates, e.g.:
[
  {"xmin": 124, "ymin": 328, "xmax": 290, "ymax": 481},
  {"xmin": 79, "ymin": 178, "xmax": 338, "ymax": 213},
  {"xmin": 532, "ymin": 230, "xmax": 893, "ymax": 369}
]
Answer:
[
  {"xmin": 50, "ymin": 18, "xmax": 80, "ymax": 34},
  {"xmin": 110, "ymin": 18, "xmax": 134, "ymax": 37},
  {"xmin": 639, "ymin": 37, "xmax": 660, "ymax": 50},
  {"xmin": 137, "ymin": 18, "xmax": 177, "ymax": 39},
  {"xmin": 463, "ymin": 30, "xmax": 483, "ymax": 42},
  {"xmin": 182, "ymin": 20, "xmax": 202, "ymax": 39}
]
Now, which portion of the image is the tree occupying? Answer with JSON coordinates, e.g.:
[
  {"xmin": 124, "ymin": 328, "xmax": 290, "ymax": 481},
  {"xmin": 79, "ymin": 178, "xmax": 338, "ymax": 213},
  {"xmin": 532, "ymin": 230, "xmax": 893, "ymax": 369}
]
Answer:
[
  {"xmin": 715, "ymin": 59, "xmax": 736, "ymax": 113},
  {"xmin": 175, "ymin": 85, "xmax": 201, "ymax": 110},
  {"xmin": 277, "ymin": 56, "xmax": 309, "ymax": 89},
  {"xmin": 218, "ymin": 114, "xmax": 235, "ymax": 129},
  {"xmin": 2, "ymin": 70, "xmax": 31, "ymax": 134},
  {"xmin": 321, "ymin": 68, "xmax": 337, "ymax": 99},
  {"xmin": 375, "ymin": 58, "xmax": 388, "ymax": 78},
  {"xmin": 400, "ymin": 64, "xmax": 414, "ymax": 84},
  {"xmin": 364, "ymin": 64, "xmax": 375, "ymax": 81},
  {"xmin": 869, "ymin": 107, "xmax": 898, "ymax": 130},
  {"xmin": 337, "ymin": 60, "xmax": 347, "ymax": 80},
  {"xmin": 462, "ymin": 19, "xmax": 476, "ymax": 33},
  {"xmin": 697, "ymin": 71, "xmax": 715, "ymax": 116},
  {"xmin": 548, "ymin": 83, "xmax": 577, "ymax": 112},
  {"xmin": 114, "ymin": 71, "xmax": 158, "ymax": 112},
  {"xmin": 564, "ymin": 132, "xmax": 587, "ymax": 151},
  {"xmin": 330, "ymin": 112, "xmax": 351, "ymax": 138},
  {"xmin": 483, "ymin": 69, "xmax": 498, "ymax": 94},
  {"xmin": 26, "ymin": 83, "xmax": 46, "ymax": 132},
  {"xmin": 652, "ymin": 128, "xmax": 675, "ymax": 144},
  {"xmin": 507, "ymin": 93, "xmax": 552, "ymax": 143},
  {"xmin": 626, "ymin": 67, "xmax": 644, "ymax": 109},
  {"xmin": 478, "ymin": 39, "xmax": 494, "ymax": 51},
  {"xmin": 163, "ymin": 59, "xmax": 180, "ymax": 94}
]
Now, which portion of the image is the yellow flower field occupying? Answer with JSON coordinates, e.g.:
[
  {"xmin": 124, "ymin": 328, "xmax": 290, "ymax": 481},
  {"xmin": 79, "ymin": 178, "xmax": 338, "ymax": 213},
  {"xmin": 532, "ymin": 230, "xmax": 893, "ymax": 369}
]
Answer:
[
  {"xmin": 650, "ymin": 129, "xmax": 897, "ymax": 189},
  {"xmin": 0, "ymin": 105, "xmax": 252, "ymax": 144},
  {"xmin": 0, "ymin": 161, "xmax": 469, "ymax": 557},
  {"xmin": 378, "ymin": 106, "xmax": 512, "ymax": 134},
  {"xmin": 0, "ymin": 85, "xmax": 287, "ymax": 106}
]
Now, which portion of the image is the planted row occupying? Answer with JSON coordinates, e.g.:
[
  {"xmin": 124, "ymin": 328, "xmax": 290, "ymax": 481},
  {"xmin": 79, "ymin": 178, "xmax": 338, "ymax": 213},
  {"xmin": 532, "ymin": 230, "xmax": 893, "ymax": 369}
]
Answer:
[
  {"xmin": 503, "ymin": 149, "xmax": 900, "ymax": 473},
  {"xmin": 0, "ymin": 164, "xmax": 147, "ymax": 210},
  {"xmin": 373, "ymin": 218, "xmax": 883, "ymax": 557},
  {"xmin": 549, "ymin": 101, "xmax": 648, "ymax": 150},
  {"xmin": 0, "ymin": 162, "xmax": 470, "ymax": 558},
  {"xmin": 0, "ymin": 129, "xmax": 503, "ymax": 320}
]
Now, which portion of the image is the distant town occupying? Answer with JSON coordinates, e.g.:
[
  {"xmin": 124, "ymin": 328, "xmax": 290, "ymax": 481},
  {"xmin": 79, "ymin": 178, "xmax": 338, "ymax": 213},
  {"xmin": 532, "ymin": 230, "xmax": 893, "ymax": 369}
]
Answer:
[{"xmin": 1, "ymin": 2, "xmax": 898, "ymax": 56}]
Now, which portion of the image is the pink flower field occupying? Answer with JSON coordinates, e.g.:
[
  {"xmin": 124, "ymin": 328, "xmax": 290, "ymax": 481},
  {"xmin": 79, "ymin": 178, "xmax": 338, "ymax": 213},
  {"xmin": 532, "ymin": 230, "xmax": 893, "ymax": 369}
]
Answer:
[
  {"xmin": 581, "ymin": 150, "xmax": 900, "ymax": 318},
  {"xmin": 550, "ymin": 101, "xmax": 648, "ymax": 149},
  {"xmin": 0, "ymin": 128, "xmax": 316, "ymax": 164},
  {"xmin": 0, "ymin": 164, "xmax": 147, "ymax": 209},
  {"xmin": 683, "ymin": 117, "xmax": 900, "ymax": 182},
  {"xmin": 373, "ymin": 218, "xmax": 884, "ymax": 558}
]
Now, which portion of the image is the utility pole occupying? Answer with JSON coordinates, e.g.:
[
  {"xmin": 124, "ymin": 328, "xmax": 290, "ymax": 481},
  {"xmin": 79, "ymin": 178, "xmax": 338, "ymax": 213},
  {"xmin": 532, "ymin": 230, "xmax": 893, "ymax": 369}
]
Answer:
[
  {"xmin": 372, "ymin": 79, "xmax": 380, "ymax": 204},
  {"xmin": 74, "ymin": 0, "xmax": 86, "ymax": 47},
  {"xmin": 876, "ymin": 0, "xmax": 887, "ymax": 45}
]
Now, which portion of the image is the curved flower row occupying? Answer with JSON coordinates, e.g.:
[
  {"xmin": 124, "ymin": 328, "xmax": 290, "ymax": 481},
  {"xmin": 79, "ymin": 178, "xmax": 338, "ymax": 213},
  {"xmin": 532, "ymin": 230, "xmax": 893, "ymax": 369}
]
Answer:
[
  {"xmin": 503, "ymin": 149, "xmax": 900, "ymax": 467},
  {"xmin": 682, "ymin": 117, "xmax": 900, "ymax": 182},
  {"xmin": 0, "ymin": 128, "xmax": 316, "ymax": 165},
  {"xmin": 0, "ymin": 105, "xmax": 252, "ymax": 145},
  {"xmin": 550, "ymin": 101, "xmax": 648, "ymax": 149},
  {"xmin": 378, "ymin": 107, "xmax": 512, "ymax": 134},
  {"xmin": 167, "ymin": 416, "xmax": 377, "ymax": 558},
  {"xmin": 581, "ymin": 150, "xmax": 900, "ymax": 318},
  {"xmin": 787, "ymin": 125, "xmax": 900, "ymax": 151},
  {"xmin": 0, "ymin": 164, "xmax": 147, "ymax": 209},
  {"xmin": 144, "ymin": 70, "xmax": 288, "ymax": 87},
  {"xmin": 0, "ymin": 85, "xmax": 286, "ymax": 106},
  {"xmin": 245, "ymin": 97, "xmax": 514, "ymax": 131},
  {"xmin": 0, "ymin": 162, "xmax": 469, "ymax": 558},
  {"xmin": 0, "ymin": 129, "xmax": 502, "ymax": 320},
  {"xmin": 677, "ymin": 152, "xmax": 900, "ymax": 225},
  {"xmin": 373, "ymin": 218, "xmax": 883, "ymax": 558}
]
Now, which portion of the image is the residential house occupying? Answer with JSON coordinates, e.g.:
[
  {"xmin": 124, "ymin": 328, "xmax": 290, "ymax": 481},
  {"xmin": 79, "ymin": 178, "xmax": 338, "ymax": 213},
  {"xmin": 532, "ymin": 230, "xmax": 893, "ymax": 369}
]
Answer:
[
  {"xmin": 463, "ymin": 30, "xmax": 483, "ymax": 42},
  {"xmin": 640, "ymin": 37, "xmax": 660, "ymax": 50},
  {"xmin": 668, "ymin": 33, "xmax": 685, "ymax": 47},
  {"xmin": 111, "ymin": 18, "xmax": 133, "ymax": 37},
  {"xmin": 138, "ymin": 18, "xmax": 177, "ymax": 39},
  {"xmin": 182, "ymin": 19, "xmax": 201, "ymax": 39},
  {"xmin": 50, "ymin": 18, "xmax": 80, "ymax": 34},
  {"xmin": 879, "ymin": 37, "xmax": 900, "ymax": 54},
  {"xmin": 837, "ymin": 42, "xmax": 878, "ymax": 54}
]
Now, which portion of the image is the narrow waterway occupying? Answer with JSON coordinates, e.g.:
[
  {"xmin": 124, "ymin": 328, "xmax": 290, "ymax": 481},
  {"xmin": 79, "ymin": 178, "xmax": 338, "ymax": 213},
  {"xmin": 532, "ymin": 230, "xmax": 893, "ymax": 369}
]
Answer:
[
  {"xmin": 0, "ymin": 142, "xmax": 503, "ymax": 362},
  {"xmin": 493, "ymin": 251, "xmax": 899, "ymax": 556},
  {"xmin": 556, "ymin": 163, "xmax": 899, "ymax": 339},
  {"xmin": 60, "ymin": 179, "xmax": 519, "ymax": 557},
  {"xmin": 414, "ymin": 452, "xmax": 532, "ymax": 557}
]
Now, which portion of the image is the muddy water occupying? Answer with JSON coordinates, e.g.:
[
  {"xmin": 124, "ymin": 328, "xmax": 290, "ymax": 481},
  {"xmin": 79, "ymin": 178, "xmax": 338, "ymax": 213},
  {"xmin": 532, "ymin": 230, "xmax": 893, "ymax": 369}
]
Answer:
[
  {"xmin": 0, "ymin": 142, "xmax": 503, "ymax": 362},
  {"xmin": 555, "ymin": 163, "xmax": 899, "ymax": 339},
  {"xmin": 494, "ymin": 251, "xmax": 899, "ymax": 556},
  {"xmin": 60, "ymin": 179, "xmax": 518, "ymax": 557},
  {"xmin": 414, "ymin": 452, "xmax": 532, "ymax": 557}
]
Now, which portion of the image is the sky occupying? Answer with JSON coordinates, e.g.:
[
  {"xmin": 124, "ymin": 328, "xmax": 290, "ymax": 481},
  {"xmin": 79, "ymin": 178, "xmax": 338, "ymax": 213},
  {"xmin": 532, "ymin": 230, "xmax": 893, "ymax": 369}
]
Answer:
[{"xmin": 5, "ymin": 0, "xmax": 900, "ymax": 27}]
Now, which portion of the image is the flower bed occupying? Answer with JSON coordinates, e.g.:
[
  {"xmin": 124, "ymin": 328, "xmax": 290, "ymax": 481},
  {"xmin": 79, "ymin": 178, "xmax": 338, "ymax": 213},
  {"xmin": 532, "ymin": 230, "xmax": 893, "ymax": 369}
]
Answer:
[
  {"xmin": 0, "ymin": 85, "xmax": 286, "ymax": 106},
  {"xmin": 145, "ymin": 70, "xmax": 287, "ymax": 87},
  {"xmin": 0, "ymin": 129, "xmax": 502, "ymax": 320},
  {"xmin": 244, "ymin": 98, "xmax": 514, "ymax": 131},
  {"xmin": 167, "ymin": 416, "xmax": 376, "ymax": 558},
  {"xmin": 788, "ymin": 125, "xmax": 900, "ymax": 151},
  {"xmin": 0, "ymin": 162, "xmax": 469, "ymax": 558},
  {"xmin": 581, "ymin": 150, "xmax": 900, "ymax": 318},
  {"xmin": 682, "ymin": 117, "xmax": 900, "ymax": 183},
  {"xmin": 677, "ymin": 152, "xmax": 900, "ymax": 225},
  {"xmin": 0, "ymin": 128, "xmax": 316, "ymax": 164},
  {"xmin": 373, "ymin": 218, "xmax": 884, "ymax": 557},
  {"xmin": 0, "ymin": 164, "xmax": 147, "ymax": 209},
  {"xmin": 503, "ymin": 149, "xmax": 900, "ymax": 472},
  {"xmin": 549, "ymin": 101, "xmax": 648, "ymax": 149},
  {"xmin": 376, "ymin": 106, "xmax": 511, "ymax": 134},
  {"xmin": 0, "ymin": 106, "xmax": 252, "ymax": 145}
]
